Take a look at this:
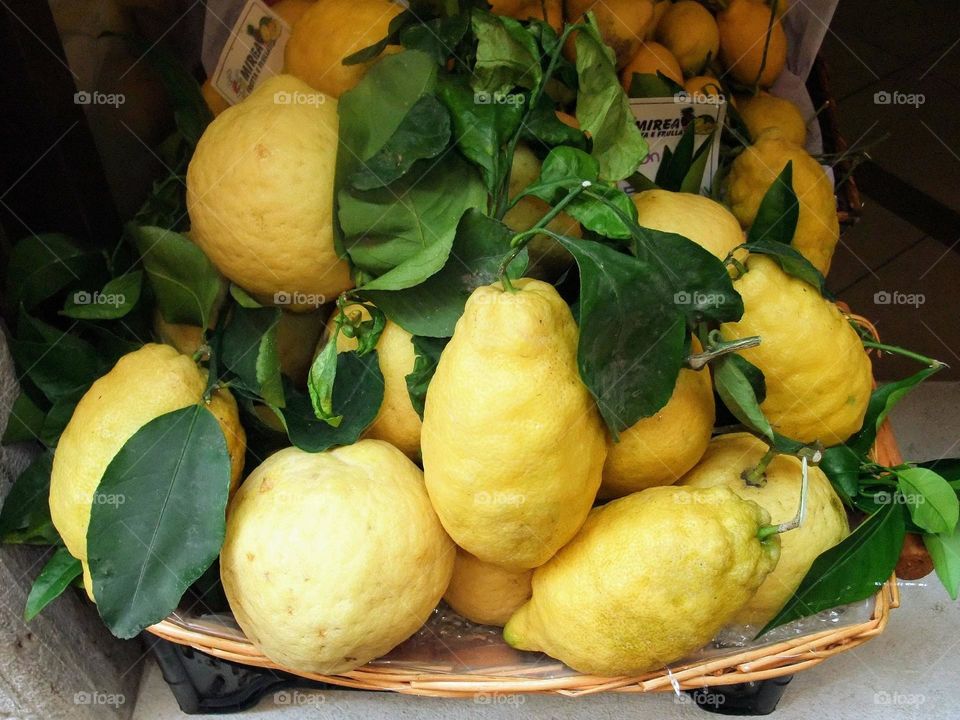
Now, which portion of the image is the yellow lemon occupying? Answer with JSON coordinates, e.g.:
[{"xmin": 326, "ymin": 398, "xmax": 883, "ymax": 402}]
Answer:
[
  {"xmin": 737, "ymin": 91, "xmax": 807, "ymax": 146},
  {"xmin": 566, "ymin": 0, "xmax": 656, "ymax": 69},
  {"xmin": 684, "ymin": 74, "xmax": 724, "ymax": 99},
  {"xmin": 490, "ymin": 0, "xmax": 563, "ymax": 32},
  {"xmin": 720, "ymin": 255, "xmax": 872, "ymax": 445},
  {"xmin": 421, "ymin": 279, "xmax": 607, "ymax": 570},
  {"xmin": 680, "ymin": 433, "xmax": 849, "ymax": 625},
  {"xmin": 444, "ymin": 548, "xmax": 533, "ymax": 626},
  {"xmin": 645, "ymin": 0, "xmax": 672, "ymax": 41},
  {"xmin": 717, "ymin": 0, "xmax": 787, "ymax": 88},
  {"xmin": 272, "ymin": 0, "xmax": 314, "ymax": 27},
  {"xmin": 724, "ymin": 130, "xmax": 839, "ymax": 274},
  {"xmin": 621, "ymin": 41, "xmax": 684, "ymax": 92},
  {"xmin": 284, "ymin": 0, "xmax": 403, "ymax": 97},
  {"xmin": 631, "ymin": 189, "xmax": 745, "ymax": 260},
  {"xmin": 504, "ymin": 485, "xmax": 780, "ymax": 675},
  {"xmin": 187, "ymin": 75, "xmax": 352, "ymax": 310},
  {"xmin": 49, "ymin": 344, "xmax": 245, "ymax": 599},
  {"xmin": 200, "ymin": 80, "xmax": 230, "ymax": 117},
  {"xmin": 220, "ymin": 440, "xmax": 454, "ymax": 674},
  {"xmin": 656, "ymin": 0, "xmax": 720, "ymax": 76}
]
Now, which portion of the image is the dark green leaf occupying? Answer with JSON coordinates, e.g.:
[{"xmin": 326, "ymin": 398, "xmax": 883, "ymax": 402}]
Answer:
[
  {"xmin": 471, "ymin": 12, "xmax": 541, "ymax": 95},
  {"xmin": 131, "ymin": 225, "xmax": 224, "ymax": 327},
  {"xmin": 38, "ymin": 388, "xmax": 85, "ymax": 447},
  {"xmin": 855, "ymin": 367, "xmax": 944, "ymax": 456},
  {"xmin": 349, "ymin": 95, "xmax": 452, "ymax": 190},
  {"xmin": 61, "ymin": 271, "xmax": 143, "ymax": 320},
  {"xmin": 307, "ymin": 339, "xmax": 342, "ymax": 426},
  {"xmin": 343, "ymin": 9, "xmax": 416, "ymax": 64},
  {"xmin": 24, "ymin": 547, "xmax": 81, "ymax": 621},
  {"xmin": 925, "ymin": 527, "xmax": 960, "ymax": 600},
  {"xmin": 363, "ymin": 209, "xmax": 526, "ymax": 337},
  {"xmin": 521, "ymin": 93, "xmax": 587, "ymax": 150},
  {"xmin": 627, "ymin": 71, "xmax": 684, "ymax": 98},
  {"xmin": 679, "ymin": 125, "xmax": 714, "ymax": 194},
  {"xmin": 747, "ymin": 162, "xmax": 799, "ymax": 246},
  {"xmin": 744, "ymin": 237, "xmax": 826, "ymax": 294},
  {"xmin": 406, "ymin": 336, "xmax": 449, "ymax": 419},
  {"xmin": 819, "ymin": 444, "xmax": 863, "ymax": 505},
  {"xmin": 10, "ymin": 313, "xmax": 101, "ymax": 402},
  {"xmin": 713, "ymin": 353, "xmax": 773, "ymax": 441},
  {"xmin": 220, "ymin": 306, "xmax": 284, "ymax": 407},
  {"xmin": 400, "ymin": 13, "xmax": 470, "ymax": 64},
  {"xmin": 655, "ymin": 120, "xmax": 697, "ymax": 191},
  {"xmin": 87, "ymin": 404, "xmax": 232, "ymax": 638},
  {"xmin": 574, "ymin": 17, "xmax": 648, "ymax": 181},
  {"xmin": 281, "ymin": 351, "xmax": 384, "ymax": 452},
  {"xmin": 6, "ymin": 234, "xmax": 104, "ymax": 311},
  {"xmin": 0, "ymin": 452, "xmax": 58, "ymax": 544},
  {"xmin": 896, "ymin": 467, "xmax": 959, "ymax": 535},
  {"xmin": 760, "ymin": 502, "xmax": 906, "ymax": 635},
  {"xmin": 2, "ymin": 392, "xmax": 46, "ymax": 445}
]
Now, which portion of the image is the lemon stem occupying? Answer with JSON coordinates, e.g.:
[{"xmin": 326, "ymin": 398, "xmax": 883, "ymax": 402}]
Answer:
[
  {"xmin": 687, "ymin": 335, "xmax": 761, "ymax": 370},
  {"xmin": 860, "ymin": 340, "xmax": 947, "ymax": 369},
  {"xmin": 742, "ymin": 447, "xmax": 777, "ymax": 487},
  {"xmin": 758, "ymin": 455, "xmax": 809, "ymax": 539}
]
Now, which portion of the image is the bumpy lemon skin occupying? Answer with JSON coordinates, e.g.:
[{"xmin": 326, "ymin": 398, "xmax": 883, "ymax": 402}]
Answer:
[
  {"xmin": 49, "ymin": 344, "xmax": 245, "ymax": 599},
  {"xmin": 724, "ymin": 130, "xmax": 839, "ymax": 275},
  {"xmin": 655, "ymin": 0, "xmax": 720, "ymax": 77},
  {"xmin": 284, "ymin": 0, "xmax": 402, "ymax": 98},
  {"xmin": 737, "ymin": 92, "xmax": 807, "ymax": 147},
  {"xmin": 680, "ymin": 433, "xmax": 849, "ymax": 625},
  {"xmin": 721, "ymin": 256, "xmax": 873, "ymax": 445},
  {"xmin": 504, "ymin": 485, "xmax": 780, "ymax": 675},
  {"xmin": 444, "ymin": 548, "xmax": 533, "ymax": 627},
  {"xmin": 220, "ymin": 441, "xmax": 454, "ymax": 674},
  {"xmin": 717, "ymin": 0, "xmax": 787, "ymax": 88},
  {"xmin": 421, "ymin": 279, "xmax": 607, "ymax": 571},
  {"xmin": 186, "ymin": 75, "xmax": 352, "ymax": 311},
  {"xmin": 631, "ymin": 189, "xmax": 745, "ymax": 260},
  {"xmin": 601, "ymin": 339, "xmax": 714, "ymax": 499}
]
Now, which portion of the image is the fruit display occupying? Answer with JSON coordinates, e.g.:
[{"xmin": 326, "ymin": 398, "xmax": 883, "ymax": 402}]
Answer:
[{"xmin": 2, "ymin": 0, "xmax": 955, "ymax": 694}]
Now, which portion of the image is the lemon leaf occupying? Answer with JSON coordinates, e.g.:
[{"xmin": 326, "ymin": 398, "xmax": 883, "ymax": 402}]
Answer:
[
  {"xmin": 0, "ymin": 452, "xmax": 59, "ymax": 545},
  {"xmin": 219, "ymin": 307, "xmax": 285, "ymax": 409},
  {"xmin": 61, "ymin": 271, "xmax": 142, "ymax": 320},
  {"xmin": 405, "ymin": 336, "xmax": 449, "ymax": 419},
  {"xmin": 896, "ymin": 468, "xmax": 959, "ymax": 535},
  {"xmin": 925, "ymin": 527, "xmax": 960, "ymax": 601},
  {"xmin": 471, "ymin": 12, "xmax": 542, "ymax": 95},
  {"xmin": 747, "ymin": 161, "xmax": 799, "ymax": 246},
  {"xmin": 24, "ymin": 547, "xmax": 81, "ymax": 622}
]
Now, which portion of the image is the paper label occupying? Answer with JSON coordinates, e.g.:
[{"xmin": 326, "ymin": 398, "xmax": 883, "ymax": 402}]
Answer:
[
  {"xmin": 210, "ymin": 0, "xmax": 292, "ymax": 106},
  {"xmin": 625, "ymin": 93, "xmax": 728, "ymax": 194}
]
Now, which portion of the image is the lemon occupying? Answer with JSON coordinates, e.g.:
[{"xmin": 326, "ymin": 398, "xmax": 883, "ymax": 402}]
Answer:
[
  {"xmin": 621, "ymin": 41, "xmax": 684, "ymax": 92},
  {"xmin": 645, "ymin": 0, "xmax": 671, "ymax": 41},
  {"xmin": 566, "ymin": 0, "xmax": 655, "ymax": 69},
  {"xmin": 49, "ymin": 344, "xmax": 246, "ymax": 599},
  {"xmin": 720, "ymin": 255, "xmax": 872, "ymax": 445},
  {"xmin": 601, "ymin": 339, "xmax": 714, "ymax": 499},
  {"xmin": 680, "ymin": 433, "xmax": 849, "ymax": 625},
  {"xmin": 421, "ymin": 279, "xmax": 607, "ymax": 570},
  {"xmin": 220, "ymin": 440, "xmax": 454, "ymax": 674},
  {"xmin": 444, "ymin": 548, "xmax": 533, "ymax": 626},
  {"xmin": 717, "ymin": 0, "xmax": 787, "ymax": 88},
  {"xmin": 272, "ymin": 0, "xmax": 314, "ymax": 27},
  {"xmin": 187, "ymin": 75, "xmax": 352, "ymax": 310},
  {"xmin": 504, "ymin": 485, "xmax": 780, "ymax": 675},
  {"xmin": 737, "ymin": 91, "xmax": 807, "ymax": 146},
  {"xmin": 631, "ymin": 189, "xmax": 744, "ymax": 260},
  {"xmin": 724, "ymin": 130, "xmax": 839, "ymax": 274},
  {"xmin": 655, "ymin": 1, "xmax": 720, "ymax": 76},
  {"xmin": 490, "ymin": 0, "xmax": 563, "ymax": 32},
  {"xmin": 329, "ymin": 306, "xmax": 421, "ymax": 458},
  {"xmin": 284, "ymin": 0, "xmax": 402, "ymax": 98},
  {"xmin": 684, "ymin": 74, "xmax": 724, "ymax": 99}
]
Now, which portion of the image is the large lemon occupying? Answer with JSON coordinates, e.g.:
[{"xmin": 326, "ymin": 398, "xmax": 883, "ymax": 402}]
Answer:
[
  {"xmin": 724, "ymin": 130, "xmax": 839, "ymax": 275},
  {"xmin": 443, "ymin": 548, "xmax": 533, "ymax": 626},
  {"xmin": 601, "ymin": 338, "xmax": 714, "ymax": 499},
  {"xmin": 655, "ymin": 0, "xmax": 720, "ymax": 77},
  {"xmin": 621, "ymin": 41, "xmax": 683, "ymax": 92},
  {"xmin": 328, "ymin": 305, "xmax": 421, "ymax": 458},
  {"xmin": 220, "ymin": 441, "xmax": 454, "ymax": 674},
  {"xmin": 186, "ymin": 75, "xmax": 352, "ymax": 311},
  {"xmin": 717, "ymin": 0, "xmax": 787, "ymax": 88},
  {"xmin": 680, "ymin": 433, "xmax": 849, "ymax": 625},
  {"xmin": 49, "ymin": 344, "xmax": 246, "ymax": 598},
  {"xmin": 489, "ymin": 0, "xmax": 563, "ymax": 32},
  {"xmin": 566, "ymin": 0, "xmax": 655, "ymax": 69},
  {"xmin": 421, "ymin": 279, "xmax": 607, "ymax": 570},
  {"xmin": 631, "ymin": 189, "xmax": 745, "ymax": 260},
  {"xmin": 720, "ymin": 255, "xmax": 872, "ymax": 445},
  {"xmin": 504, "ymin": 485, "xmax": 780, "ymax": 675},
  {"xmin": 737, "ymin": 91, "xmax": 807, "ymax": 146},
  {"xmin": 284, "ymin": 0, "xmax": 402, "ymax": 98}
]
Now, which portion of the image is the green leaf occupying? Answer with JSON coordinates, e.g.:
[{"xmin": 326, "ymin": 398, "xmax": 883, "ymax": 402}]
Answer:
[
  {"xmin": 131, "ymin": 225, "xmax": 224, "ymax": 327},
  {"xmin": 38, "ymin": 388, "xmax": 85, "ymax": 447},
  {"xmin": 679, "ymin": 126, "xmax": 714, "ymax": 194},
  {"xmin": 349, "ymin": 95, "xmax": 452, "ymax": 190},
  {"xmin": 574, "ymin": 16, "xmax": 648, "ymax": 181},
  {"xmin": 10, "ymin": 313, "xmax": 101, "ymax": 402},
  {"xmin": 401, "ymin": 13, "xmax": 471, "ymax": 64},
  {"xmin": 655, "ymin": 120, "xmax": 697, "ymax": 191},
  {"xmin": 61, "ymin": 271, "xmax": 142, "ymax": 320},
  {"xmin": 281, "ymin": 351, "xmax": 384, "ymax": 453},
  {"xmin": 343, "ymin": 9, "xmax": 416, "ymax": 64},
  {"xmin": 521, "ymin": 93, "xmax": 587, "ymax": 150},
  {"xmin": 896, "ymin": 467, "xmax": 959, "ymax": 535},
  {"xmin": 339, "ymin": 303, "xmax": 388, "ymax": 356},
  {"xmin": 6, "ymin": 234, "xmax": 104, "ymax": 311},
  {"xmin": 307, "ymin": 339, "xmax": 342, "ymax": 426},
  {"xmin": 229, "ymin": 284, "xmax": 263, "ymax": 308},
  {"xmin": 627, "ymin": 71, "xmax": 684, "ymax": 98},
  {"xmin": 919, "ymin": 458, "xmax": 960, "ymax": 487},
  {"xmin": 471, "ymin": 12, "xmax": 542, "ymax": 95},
  {"xmin": 760, "ymin": 501, "xmax": 906, "ymax": 635},
  {"xmin": 2, "ymin": 392, "xmax": 46, "ymax": 444},
  {"xmin": 924, "ymin": 527, "xmax": 960, "ymax": 600},
  {"xmin": 713, "ymin": 353, "xmax": 773, "ymax": 441},
  {"xmin": 0, "ymin": 452, "xmax": 59, "ymax": 544},
  {"xmin": 363, "ymin": 209, "xmax": 526, "ymax": 337},
  {"xmin": 220, "ymin": 307, "xmax": 285, "ymax": 408},
  {"xmin": 818, "ymin": 445, "xmax": 861, "ymax": 504},
  {"xmin": 24, "ymin": 547, "xmax": 81, "ymax": 621},
  {"xmin": 406, "ymin": 336, "xmax": 449, "ymax": 419},
  {"xmin": 744, "ymin": 237, "xmax": 826, "ymax": 294},
  {"xmin": 747, "ymin": 162, "xmax": 799, "ymax": 246},
  {"xmin": 87, "ymin": 404, "xmax": 232, "ymax": 638},
  {"xmin": 552, "ymin": 235, "xmax": 686, "ymax": 434}
]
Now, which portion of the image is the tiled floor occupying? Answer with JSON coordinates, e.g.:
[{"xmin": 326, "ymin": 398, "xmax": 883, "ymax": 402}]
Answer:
[{"xmin": 820, "ymin": 0, "xmax": 960, "ymax": 381}]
